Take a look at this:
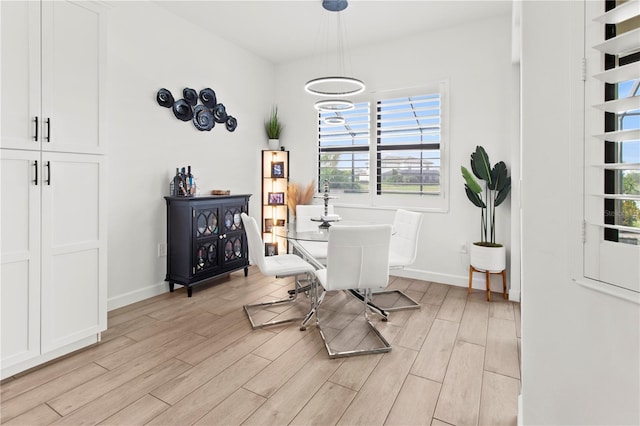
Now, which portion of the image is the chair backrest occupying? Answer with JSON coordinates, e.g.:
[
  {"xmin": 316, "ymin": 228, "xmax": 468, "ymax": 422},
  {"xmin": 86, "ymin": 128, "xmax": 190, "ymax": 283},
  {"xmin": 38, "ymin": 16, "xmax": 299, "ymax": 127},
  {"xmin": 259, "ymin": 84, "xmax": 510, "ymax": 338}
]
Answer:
[
  {"xmin": 241, "ymin": 213, "xmax": 267, "ymax": 272},
  {"xmin": 325, "ymin": 224, "xmax": 392, "ymax": 291},
  {"xmin": 295, "ymin": 204, "xmax": 334, "ymax": 232},
  {"xmin": 389, "ymin": 209, "xmax": 423, "ymax": 267}
]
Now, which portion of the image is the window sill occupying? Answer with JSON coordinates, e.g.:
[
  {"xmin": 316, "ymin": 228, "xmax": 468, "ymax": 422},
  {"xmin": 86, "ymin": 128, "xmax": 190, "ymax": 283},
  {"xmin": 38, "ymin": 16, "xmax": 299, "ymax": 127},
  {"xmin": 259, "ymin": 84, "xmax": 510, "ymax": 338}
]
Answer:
[
  {"xmin": 332, "ymin": 201, "xmax": 449, "ymax": 214},
  {"xmin": 573, "ymin": 277, "xmax": 640, "ymax": 304}
]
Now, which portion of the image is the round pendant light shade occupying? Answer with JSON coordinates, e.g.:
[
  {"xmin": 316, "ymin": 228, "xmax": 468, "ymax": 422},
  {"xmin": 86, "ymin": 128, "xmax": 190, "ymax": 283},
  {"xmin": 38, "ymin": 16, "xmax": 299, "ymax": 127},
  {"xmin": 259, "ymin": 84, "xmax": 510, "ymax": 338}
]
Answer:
[
  {"xmin": 322, "ymin": 0, "xmax": 348, "ymax": 12},
  {"xmin": 323, "ymin": 116, "xmax": 346, "ymax": 125},
  {"xmin": 305, "ymin": 76, "xmax": 365, "ymax": 97},
  {"xmin": 305, "ymin": 0, "xmax": 365, "ymax": 108},
  {"xmin": 314, "ymin": 99, "xmax": 354, "ymax": 111}
]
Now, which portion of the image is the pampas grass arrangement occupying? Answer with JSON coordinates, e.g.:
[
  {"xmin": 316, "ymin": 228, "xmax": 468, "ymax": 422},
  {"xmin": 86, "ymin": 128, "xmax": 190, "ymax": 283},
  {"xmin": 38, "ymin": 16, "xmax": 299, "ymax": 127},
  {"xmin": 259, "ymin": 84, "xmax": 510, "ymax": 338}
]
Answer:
[{"xmin": 287, "ymin": 180, "xmax": 316, "ymax": 217}]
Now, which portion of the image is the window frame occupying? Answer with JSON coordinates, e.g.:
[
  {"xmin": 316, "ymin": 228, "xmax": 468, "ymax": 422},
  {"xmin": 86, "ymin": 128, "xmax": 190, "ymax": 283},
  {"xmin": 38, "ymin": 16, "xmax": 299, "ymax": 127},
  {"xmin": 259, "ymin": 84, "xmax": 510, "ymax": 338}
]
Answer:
[
  {"xmin": 317, "ymin": 81, "xmax": 450, "ymax": 212},
  {"xmin": 580, "ymin": 0, "xmax": 640, "ymax": 302}
]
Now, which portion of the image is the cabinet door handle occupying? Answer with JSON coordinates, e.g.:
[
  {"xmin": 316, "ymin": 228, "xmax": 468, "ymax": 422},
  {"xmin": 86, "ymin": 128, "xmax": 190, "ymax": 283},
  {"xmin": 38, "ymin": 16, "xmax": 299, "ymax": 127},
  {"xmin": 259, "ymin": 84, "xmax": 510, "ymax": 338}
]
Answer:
[
  {"xmin": 34, "ymin": 160, "xmax": 38, "ymax": 185},
  {"xmin": 45, "ymin": 161, "xmax": 51, "ymax": 185},
  {"xmin": 45, "ymin": 118, "xmax": 51, "ymax": 142},
  {"xmin": 34, "ymin": 117, "xmax": 39, "ymax": 141}
]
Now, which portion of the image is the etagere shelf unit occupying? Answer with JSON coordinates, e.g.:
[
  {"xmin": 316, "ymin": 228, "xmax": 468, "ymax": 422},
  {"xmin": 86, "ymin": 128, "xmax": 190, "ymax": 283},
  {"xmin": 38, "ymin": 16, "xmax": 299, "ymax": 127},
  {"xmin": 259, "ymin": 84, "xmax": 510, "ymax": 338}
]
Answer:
[{"xmin": 262, "ymin": 150, "xmax": 289, "ymax": 255}]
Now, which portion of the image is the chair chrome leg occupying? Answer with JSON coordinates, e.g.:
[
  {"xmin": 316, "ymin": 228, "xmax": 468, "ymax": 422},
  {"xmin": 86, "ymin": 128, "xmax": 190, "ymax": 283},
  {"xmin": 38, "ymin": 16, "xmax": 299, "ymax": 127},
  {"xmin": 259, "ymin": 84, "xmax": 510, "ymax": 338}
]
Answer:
[
  {"xmin": 300, "ymin": 275, "xmax": 324, "ymax": 330},
  {"xmin": 316, "ymin": 288, "xmax": 392, "ymax": 358},
  {"xmin": 369, "ymin": 289, "xmax": 421, "ymax": 312},
  {"xmin": 378, "ymin": 268, "xmax": 422, "ymax": 311},
  {"xmin": 348, "ymin": 289, "xmax": 388, "ymax": 320},
  {"xmin": 243, "ymin": 272, "xmax": 314, "ymax": 329}
]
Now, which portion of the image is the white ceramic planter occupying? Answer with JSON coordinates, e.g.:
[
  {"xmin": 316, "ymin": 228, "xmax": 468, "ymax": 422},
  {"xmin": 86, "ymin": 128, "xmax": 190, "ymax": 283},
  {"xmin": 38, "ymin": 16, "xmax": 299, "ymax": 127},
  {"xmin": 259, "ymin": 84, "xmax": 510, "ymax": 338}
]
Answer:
[
  {"xmin": 268, "ymin": 139, "xmax": 280, "ymax": 150},
  {"xmin": 470, "ymin": 243, "xmax": 506, "ymax": 272}
]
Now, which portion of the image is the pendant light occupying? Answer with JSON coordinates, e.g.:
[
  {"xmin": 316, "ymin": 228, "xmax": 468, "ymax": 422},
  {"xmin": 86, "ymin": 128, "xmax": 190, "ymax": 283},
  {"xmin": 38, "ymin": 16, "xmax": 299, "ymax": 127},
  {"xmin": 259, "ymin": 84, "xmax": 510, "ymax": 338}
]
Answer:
[
  {"xmin": 323, "ymin": 114, "xmax": 346, "ymax": 125},
  {"xmin": 305, "ymin": 0, "xmax": 364, "ymax": 112}
]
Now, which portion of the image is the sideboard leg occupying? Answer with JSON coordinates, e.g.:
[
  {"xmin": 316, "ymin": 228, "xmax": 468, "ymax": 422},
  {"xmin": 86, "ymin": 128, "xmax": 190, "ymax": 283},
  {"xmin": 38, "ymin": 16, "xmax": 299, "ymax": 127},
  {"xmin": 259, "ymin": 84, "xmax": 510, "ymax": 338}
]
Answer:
[
  {"xmin": 169, "ymin": 282, "xmax": 174, "ymax": 292},
  {"xmin": 244, "ymin": 266, "xmax": 248, "ymax": 277},
  {"xmin": 187, "ymin": 286, "xmax": 193, "ymax": 297}
]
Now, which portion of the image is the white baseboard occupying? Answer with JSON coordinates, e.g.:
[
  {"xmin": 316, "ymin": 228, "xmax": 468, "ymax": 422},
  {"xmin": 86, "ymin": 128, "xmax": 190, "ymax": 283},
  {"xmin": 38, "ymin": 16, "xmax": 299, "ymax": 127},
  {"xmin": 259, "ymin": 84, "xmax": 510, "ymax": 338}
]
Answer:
[
  {"xmin": 109, "ymin": 268, "xmax": 520, "ymax": 312},
  {"xmin": 391, "ymin": 267, "xmax": 521, "ymax": 302},
  {"xmin": 390, "ymin": 268, "xmax": 469, "ymax": 288},
  {"xmin": 107, "ymin": 281, "xmax": 173, "ymax": 311},
  {"xmin": 1, "ymin": 335, "xmax": 98, "ymax": 380},
  {"xmin": 518, "ymin": 393, "xmax": 523, "ymax": 425}
]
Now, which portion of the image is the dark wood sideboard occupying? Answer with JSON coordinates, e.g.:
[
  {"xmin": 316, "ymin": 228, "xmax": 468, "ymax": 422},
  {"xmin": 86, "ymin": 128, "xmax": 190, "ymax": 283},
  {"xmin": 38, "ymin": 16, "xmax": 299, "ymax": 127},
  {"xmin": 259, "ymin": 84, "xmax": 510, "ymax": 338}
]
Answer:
[{"xmin": 165, "ymin": 194, "xmax": 251, "ymax": 297}]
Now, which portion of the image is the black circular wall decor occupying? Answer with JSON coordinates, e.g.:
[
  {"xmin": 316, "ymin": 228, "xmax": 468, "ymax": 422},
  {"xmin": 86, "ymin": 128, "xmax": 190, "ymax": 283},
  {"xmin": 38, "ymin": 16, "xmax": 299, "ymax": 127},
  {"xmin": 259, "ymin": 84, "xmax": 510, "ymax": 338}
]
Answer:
[
  {"xmin": 213, "ymin": 103, "xmax": 227, "ymax": 123},
  {"xmin": 157, "ymin": 87, "xmax": 238, "ymax": 133},
  {"xmin": 193, "ymin": 105, "xmax": 215, "ymax": 131},
  {"xmin": 156, "ymin": 88, "xmax": 174, "ymax": 108},
  {"xmin": 225, "ymin": 116, "xmax": 237, "ymax": 132},
  {"xmin": 172, "ymin": 99, "xmax": 194, "ymax": 121},
  {"xmin": 199, "ymin": 88, "xmax": 217, "ymax": 108},
  {"xmin": 183, "ymin": 88, "xmax": 198, "ymax": 106}
]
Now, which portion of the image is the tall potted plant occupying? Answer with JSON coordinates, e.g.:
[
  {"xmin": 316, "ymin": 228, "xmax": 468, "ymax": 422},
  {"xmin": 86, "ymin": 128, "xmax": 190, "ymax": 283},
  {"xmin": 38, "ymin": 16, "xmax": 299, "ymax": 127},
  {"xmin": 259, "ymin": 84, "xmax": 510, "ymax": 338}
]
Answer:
[
  {"xmin": 461, "ymin": 145, "xmax": 511, "ymax": 271},
  {"xmin": 265, "ymin": 105, "xmax": 283, "ymax": 150}
]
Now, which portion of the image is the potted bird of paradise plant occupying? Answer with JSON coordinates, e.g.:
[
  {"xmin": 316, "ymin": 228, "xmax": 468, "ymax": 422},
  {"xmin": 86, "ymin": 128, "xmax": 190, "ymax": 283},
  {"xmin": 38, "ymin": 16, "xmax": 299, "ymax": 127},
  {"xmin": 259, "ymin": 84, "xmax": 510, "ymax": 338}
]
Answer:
[{"xmin": 461, "ymin": 145, "xmax": 511, "ymax": 272}]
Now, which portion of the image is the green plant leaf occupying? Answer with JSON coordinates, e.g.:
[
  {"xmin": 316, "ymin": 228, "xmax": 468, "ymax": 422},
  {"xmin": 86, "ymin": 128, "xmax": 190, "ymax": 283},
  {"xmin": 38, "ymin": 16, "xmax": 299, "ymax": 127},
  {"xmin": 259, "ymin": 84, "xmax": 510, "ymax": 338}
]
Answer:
[
  {"xmin": 265, "ymin": 105, "xmax": 282, "ymax": 139},
  {"xmin": 490, "ymin": 161, "xmax": 508, "ymax": 191},
  {"xmin": 465, "ymin": 185, "xmax": 486, "ymax": 208},
  {"xmin": 461, "ymin": 166, "xmax": 482, "ymax": 194},
  {"xmin": 470, "ymin": 146, "xmax": 492, "ymax": 185},
  {"xmin": 495, "ymin": 177, "xmax": 511, "ymax": 206}
]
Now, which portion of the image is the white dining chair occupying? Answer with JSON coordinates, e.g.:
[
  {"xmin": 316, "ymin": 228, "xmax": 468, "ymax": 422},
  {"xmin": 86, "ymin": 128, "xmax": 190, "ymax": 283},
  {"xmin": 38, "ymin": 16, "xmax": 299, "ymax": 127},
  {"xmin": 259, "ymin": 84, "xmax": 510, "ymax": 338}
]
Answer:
[
  {"xmin": 389, "ymin": 209, "xmax": 423, "ymax": 268},
  {"xmin": 308, "ymin": 224, "xmax": 393, "ymax": 358},
  {"xmin": 374, "ymin": 209, "xmax": 424, "ymax": 311},
  {"xmin": 241, "ymin": 213, "xmax": 316, "ymax": 329},
  {"xmin": 293, "ymin": 204, "xmax": 334, "ymax": 264}
]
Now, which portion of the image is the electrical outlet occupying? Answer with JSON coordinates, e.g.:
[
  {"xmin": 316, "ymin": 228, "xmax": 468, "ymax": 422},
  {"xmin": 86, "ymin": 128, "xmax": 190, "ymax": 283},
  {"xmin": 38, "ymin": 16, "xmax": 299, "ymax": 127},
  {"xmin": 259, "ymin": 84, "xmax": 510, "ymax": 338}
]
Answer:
[
  {"xmin": 158, "ymin": 243, "xmax": 167, "ymax": 257},
  {"xmin": 460, "ymin": 242, "xmax": 468, "ymax": 254}
]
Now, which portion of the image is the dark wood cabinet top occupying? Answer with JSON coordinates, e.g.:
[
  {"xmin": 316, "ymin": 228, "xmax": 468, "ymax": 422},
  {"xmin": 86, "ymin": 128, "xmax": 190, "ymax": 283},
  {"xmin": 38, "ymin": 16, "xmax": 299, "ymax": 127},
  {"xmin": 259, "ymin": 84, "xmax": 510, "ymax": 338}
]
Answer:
[{"xmin": 164, "ymin": 194, "xmax": 251, "ymax": 202}]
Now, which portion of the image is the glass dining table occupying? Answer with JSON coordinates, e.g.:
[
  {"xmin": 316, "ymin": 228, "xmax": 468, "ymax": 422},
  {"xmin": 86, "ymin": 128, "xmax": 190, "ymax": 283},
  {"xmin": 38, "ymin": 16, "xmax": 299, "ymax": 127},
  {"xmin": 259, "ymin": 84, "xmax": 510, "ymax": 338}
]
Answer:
[
  {"xmin": 274, "ymin": 224, "xmax": 330, "ymax": 267},
  {"xmin": 273, "ymin": 219, "xmax": 372, "ymax": 267},
  {"xmin": 272, "ymin": 221, "xmax": 391, "ymax": 319}
]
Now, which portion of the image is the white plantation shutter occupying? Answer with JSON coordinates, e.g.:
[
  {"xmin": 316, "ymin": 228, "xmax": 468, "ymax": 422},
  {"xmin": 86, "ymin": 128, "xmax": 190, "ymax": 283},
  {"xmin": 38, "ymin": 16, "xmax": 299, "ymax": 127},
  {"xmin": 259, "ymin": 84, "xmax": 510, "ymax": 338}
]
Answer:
[
  {"xmin": 318, "ymin": 102, "xmax": 370, "ymax": 194},
  {"xmin": 317, "ymin": 82, "xmax": 448, "ymax": 209},
  {"xmin": 376, "ymin": 92, "xmax": 442, "ymax": 195},
  {"xmin": 584, "ymin": 0, "xmax": 640, "ymax": 295}
]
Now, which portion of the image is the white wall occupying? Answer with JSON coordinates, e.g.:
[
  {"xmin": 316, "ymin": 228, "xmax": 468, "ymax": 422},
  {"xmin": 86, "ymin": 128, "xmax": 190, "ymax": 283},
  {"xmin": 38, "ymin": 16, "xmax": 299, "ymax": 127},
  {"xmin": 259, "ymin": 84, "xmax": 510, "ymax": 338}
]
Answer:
[
  {"xmin": 275, "ymin": 13, "xmax": 519, "ymax": 295},
  {"xmin": 103, "ymin": 3, "xmax": 518, "ymax": 307},
  {"xmin": 520, "ymin": 2, "xmax": 639, "ymax": 424},
  {"xmin": 99, "ymin": 2, "xmax": 640, "ymax": 423},
  {"xmin": 105, "ymin": 2, "xmax": 275, "ymax": 308}
]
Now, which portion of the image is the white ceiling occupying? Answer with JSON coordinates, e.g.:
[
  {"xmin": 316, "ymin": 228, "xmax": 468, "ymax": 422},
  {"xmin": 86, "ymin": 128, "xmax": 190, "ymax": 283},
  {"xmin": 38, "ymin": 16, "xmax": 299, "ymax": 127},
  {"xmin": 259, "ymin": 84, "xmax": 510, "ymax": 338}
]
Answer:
[{"xmin": 154, "ymin": 1, "xmax": 512, "ymax": 64}]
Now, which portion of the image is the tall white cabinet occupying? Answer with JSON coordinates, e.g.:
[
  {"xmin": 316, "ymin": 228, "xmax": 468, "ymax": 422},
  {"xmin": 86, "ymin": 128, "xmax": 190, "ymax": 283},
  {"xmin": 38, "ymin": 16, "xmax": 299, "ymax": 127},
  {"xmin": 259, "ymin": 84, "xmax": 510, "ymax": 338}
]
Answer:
[{"xmin": 1, "ymin": 1, "xmax": 107, "ymax": 379}]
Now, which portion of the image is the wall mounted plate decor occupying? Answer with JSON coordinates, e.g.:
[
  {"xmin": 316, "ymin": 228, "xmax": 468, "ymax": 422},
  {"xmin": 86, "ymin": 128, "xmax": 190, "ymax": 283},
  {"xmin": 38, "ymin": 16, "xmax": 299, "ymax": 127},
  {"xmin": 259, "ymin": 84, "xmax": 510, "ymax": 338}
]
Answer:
[
  {"xmin": 193, "ymin": 105, "xmax": 215, "ymax": 131},
  {"xmin": 183, "ymin": 88, "xmax": 198, "ymax": 106},
  {"xmin": 157, "ymin": 87, "xmax": 238, "ymax": 133},
  {"xmin": 172, "ymin": 99, "xmax": 194, "ymax": 121},
  {"xmin": 199, "ymin": 88, "xmax": 217, "ymax": 108},
  {"xmin": 213, "ymin": 103, "xmax": 227, "ymax": 123},
  {"xmin": 225, "ymin": 116, "xmax": 237, "ymax": 132},
  {"xmin": 157, "ymin": 88, "xmax": 174, "ymax": 108}
]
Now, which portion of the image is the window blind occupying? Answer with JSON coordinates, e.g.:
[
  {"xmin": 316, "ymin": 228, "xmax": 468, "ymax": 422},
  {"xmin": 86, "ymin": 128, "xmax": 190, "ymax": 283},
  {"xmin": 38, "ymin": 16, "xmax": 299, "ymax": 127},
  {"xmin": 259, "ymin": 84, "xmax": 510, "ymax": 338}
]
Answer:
[
  {"xmin": 376, "ymin": 93, "xmax": 441, "ymax": 195},
  {"xmin": 585, "ymin": 0, "xmax": 640, "ymax": 293},
  {"xmin": 318, "ymin": 102, "xmax": 370, "ymax": 194}
]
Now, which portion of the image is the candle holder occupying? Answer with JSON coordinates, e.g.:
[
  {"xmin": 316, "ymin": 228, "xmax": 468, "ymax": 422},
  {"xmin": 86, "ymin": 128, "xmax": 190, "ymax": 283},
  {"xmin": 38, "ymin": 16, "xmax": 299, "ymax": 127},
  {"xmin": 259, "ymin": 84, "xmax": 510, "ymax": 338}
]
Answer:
[{"xmin": 313, "ymin": 179, "xmax": 338, "ymax": 228}]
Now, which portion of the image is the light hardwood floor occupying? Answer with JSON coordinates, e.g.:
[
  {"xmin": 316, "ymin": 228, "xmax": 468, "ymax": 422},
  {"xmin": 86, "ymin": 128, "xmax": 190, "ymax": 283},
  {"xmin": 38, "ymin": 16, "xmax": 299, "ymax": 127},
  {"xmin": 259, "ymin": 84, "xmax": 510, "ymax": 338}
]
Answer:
[{"xmin": 1, "ymin": 267, "xmax": 521, "ymax": 426}]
